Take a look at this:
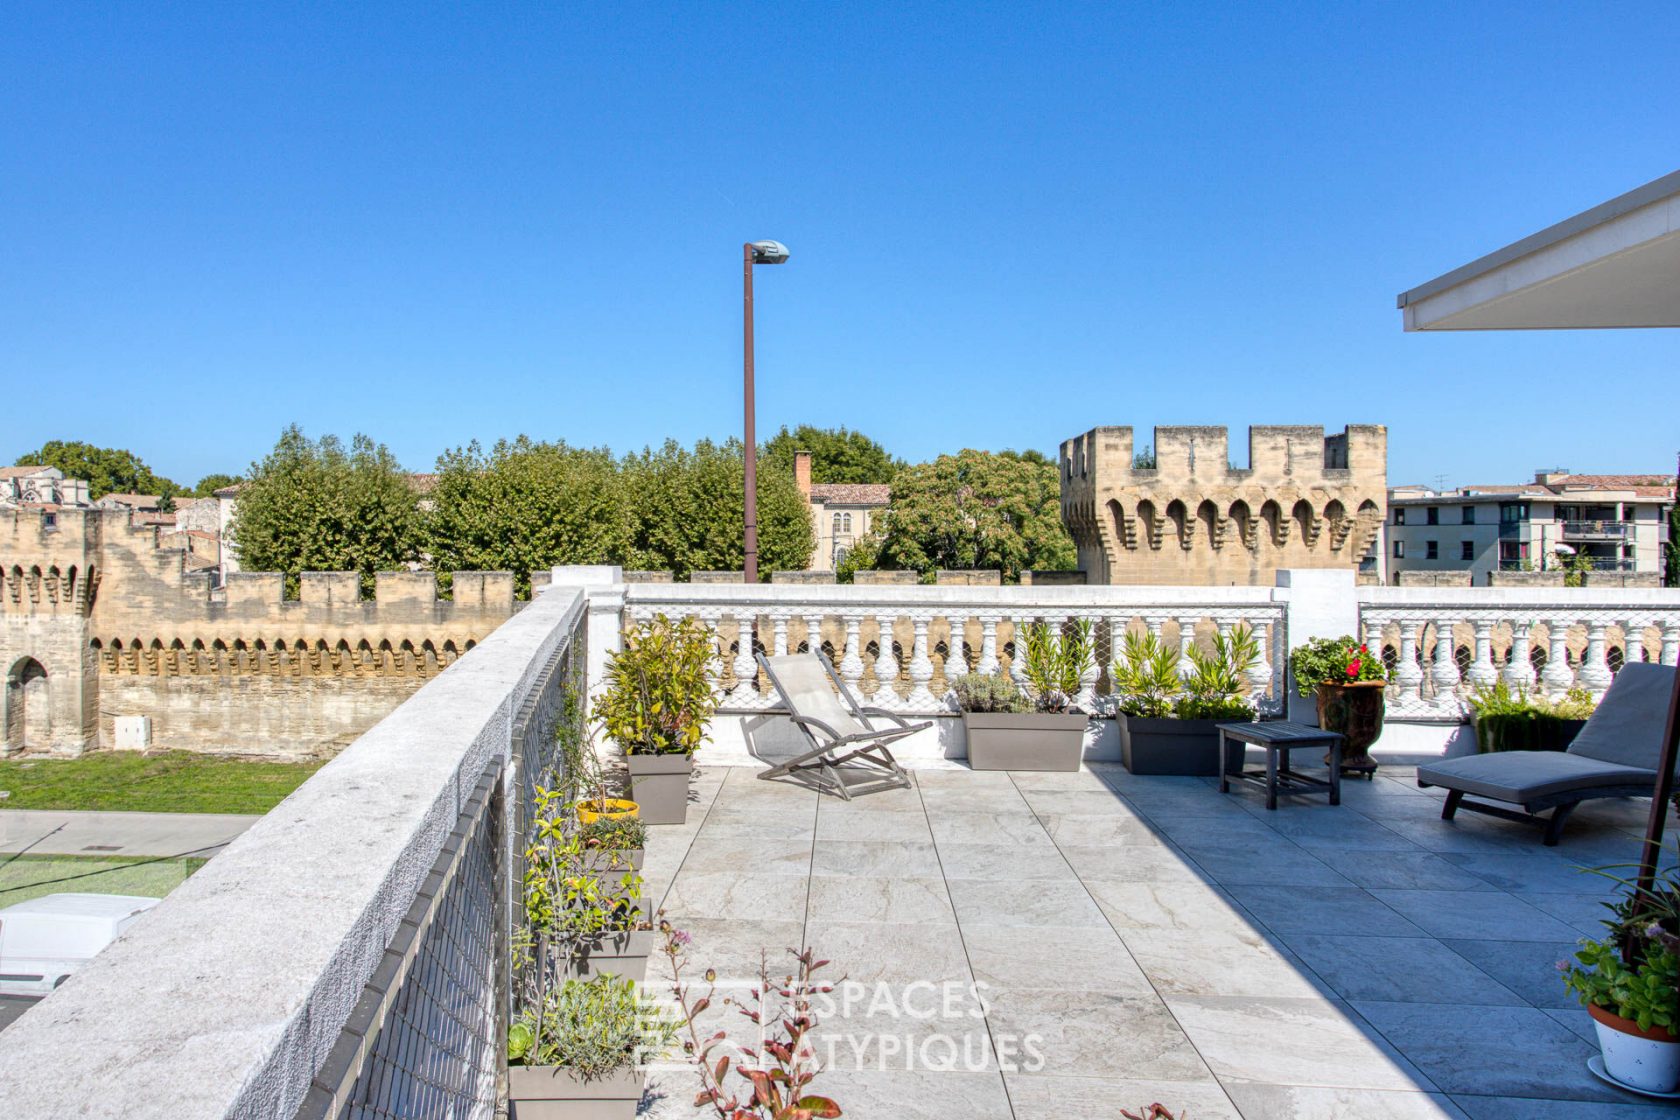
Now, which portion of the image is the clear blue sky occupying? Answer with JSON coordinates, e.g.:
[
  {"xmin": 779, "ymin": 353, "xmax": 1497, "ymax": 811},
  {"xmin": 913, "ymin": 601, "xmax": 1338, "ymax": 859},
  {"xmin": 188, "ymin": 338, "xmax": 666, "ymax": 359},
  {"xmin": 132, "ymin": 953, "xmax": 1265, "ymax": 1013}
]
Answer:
[{"xmin": 4, "ymin": 3, "xmax": 1677, "ymax": 489}]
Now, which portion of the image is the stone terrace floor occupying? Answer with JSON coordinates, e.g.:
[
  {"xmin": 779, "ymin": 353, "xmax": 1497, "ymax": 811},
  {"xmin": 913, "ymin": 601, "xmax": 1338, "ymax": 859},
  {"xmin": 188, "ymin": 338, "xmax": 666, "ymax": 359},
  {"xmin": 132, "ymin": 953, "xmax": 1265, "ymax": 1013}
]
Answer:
[{"xmin": 634, "ymin": 761, "xmax": 1678, "ymax": 1120}]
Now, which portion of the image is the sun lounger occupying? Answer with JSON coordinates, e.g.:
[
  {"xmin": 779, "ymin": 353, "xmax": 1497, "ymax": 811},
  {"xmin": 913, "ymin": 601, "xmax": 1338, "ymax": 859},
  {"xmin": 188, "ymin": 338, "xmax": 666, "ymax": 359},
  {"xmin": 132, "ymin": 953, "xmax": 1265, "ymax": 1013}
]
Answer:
[{"xmin": 755, "ymin": 651, "xmax": 923, "ymax": 799}]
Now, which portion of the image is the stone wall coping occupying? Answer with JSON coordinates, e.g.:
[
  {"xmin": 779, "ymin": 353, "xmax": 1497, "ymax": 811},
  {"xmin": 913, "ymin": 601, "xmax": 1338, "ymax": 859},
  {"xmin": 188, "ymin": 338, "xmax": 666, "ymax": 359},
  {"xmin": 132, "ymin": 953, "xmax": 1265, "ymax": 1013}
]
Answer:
[
  {"xmin": 1358, "ymin": 586, "xmax": 1680, "ymax": 608},
  {"xmin": 622, "ymin": 581, "xmax": 1287, "ymax": 608},
  {"xmin": 0, "ymin": 586, "xmax": 588, "ymax": 1120}
]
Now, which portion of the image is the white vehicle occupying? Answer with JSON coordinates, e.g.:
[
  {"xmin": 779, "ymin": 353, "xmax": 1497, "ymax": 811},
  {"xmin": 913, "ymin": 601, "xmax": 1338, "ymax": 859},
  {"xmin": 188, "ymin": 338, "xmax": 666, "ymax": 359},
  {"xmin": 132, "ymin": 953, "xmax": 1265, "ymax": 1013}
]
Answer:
[{"xmin": 0, "ymin": 893, "xmax": 160, "ymax": 997}]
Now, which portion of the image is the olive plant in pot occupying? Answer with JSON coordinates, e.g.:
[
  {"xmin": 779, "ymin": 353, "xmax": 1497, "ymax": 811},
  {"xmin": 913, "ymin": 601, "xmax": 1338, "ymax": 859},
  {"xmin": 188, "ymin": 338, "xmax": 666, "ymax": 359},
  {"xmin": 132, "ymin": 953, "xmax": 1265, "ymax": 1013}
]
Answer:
[
  {"xmin": 952, "ymin": 620, "xmax": 1092, "ymax": 772},
  {"xmin": 1290, "ymin": 635, "xmax": 1388, "ymax": 776},
  {"xmin": 1114, "ymin": 627, "xmax": 1258, "ymax": 776},
  {"xmin": 507, "ymin": 973, "xmax": 679, "ymax": 1119},
  {"xmin": 601, "ymin": 614, "xmax": 718, "ymax": 825}
]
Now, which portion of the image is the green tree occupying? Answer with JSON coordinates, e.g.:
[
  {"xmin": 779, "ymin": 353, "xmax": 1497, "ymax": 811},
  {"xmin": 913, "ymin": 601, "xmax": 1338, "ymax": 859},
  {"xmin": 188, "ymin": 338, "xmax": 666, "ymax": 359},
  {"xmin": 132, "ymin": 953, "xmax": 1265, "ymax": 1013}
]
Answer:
[
  {"xmin": 423, "ymin": 438, "xmax": 629, "ymax": 596},
  {"xmin": 193, "ymin": 473, "xmax": 241, "ymax": 497},
  {"xmin": 762, "ymin": 424, "xmax": 901, "ymax": 485},
  {"xmin": 839, "ymin": 448, "xmax": 1075, "ymax": 583},
  {"xmin": 230, "ymin": 426, "xmax": 420, "ymax": 595},
  {"xmin": 16, "ymin": 440, "xmax": 177, "ymax": 499},
  {"xmin": 621, "ymin": 439, "xmax": 811, "ymax": 578},
  {"xmin": 1668, "ymin": 500, "xmax": 1679, "ymax": 588}
]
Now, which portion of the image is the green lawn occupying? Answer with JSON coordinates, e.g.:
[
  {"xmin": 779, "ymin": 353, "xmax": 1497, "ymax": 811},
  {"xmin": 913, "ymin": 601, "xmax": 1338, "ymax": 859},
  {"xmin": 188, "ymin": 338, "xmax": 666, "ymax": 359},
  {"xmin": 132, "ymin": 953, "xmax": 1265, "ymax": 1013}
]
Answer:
[
  {"xmin": 0, "ymin": 752, "xmax": 324, "ymax": 815},
  {"xmin": 0, "ymin": 853, "xmax": 208, "ymax": 906}
]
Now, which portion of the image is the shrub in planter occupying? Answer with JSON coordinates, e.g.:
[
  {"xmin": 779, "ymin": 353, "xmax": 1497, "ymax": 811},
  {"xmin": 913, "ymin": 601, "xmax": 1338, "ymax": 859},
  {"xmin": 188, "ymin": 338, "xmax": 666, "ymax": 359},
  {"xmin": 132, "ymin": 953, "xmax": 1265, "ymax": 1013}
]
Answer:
[
  {"xmin": 1290, "ymin": 635, "xmax": 1388, "ymax": 774},
  {"xmin": 523, "ymin": 786, "xmax": 655, "ymax": 981},
  {"xmin": 953, "ymin": 621, "xmax": 1091, "ymax": 772},
  {"xmin": 1469, "ymin": 683, "xmax": 1594, "ymax": 753},
  {"xmin": 601, "ymin": 614, "xmax": 717, "ymax": 824},
  {"xmin": 1114, "ymin": 627, "xmax": 1257, "ymax": 776},
  {"xmin": 507, "ymin": 973, "xmax": 678, "ymax": 1120}
]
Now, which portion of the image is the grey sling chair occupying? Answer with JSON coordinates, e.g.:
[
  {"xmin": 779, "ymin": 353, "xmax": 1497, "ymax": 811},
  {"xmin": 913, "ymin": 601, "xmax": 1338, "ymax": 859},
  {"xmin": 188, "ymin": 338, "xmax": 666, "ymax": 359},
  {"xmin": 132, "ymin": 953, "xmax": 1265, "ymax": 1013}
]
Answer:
[
  {"xmin": 755, "ymin": 650, "xmax": 924, "ymax": 799},
  {"xmin": 1417, "ymin": 661, "xmax": 1678, "ymax": 846}
]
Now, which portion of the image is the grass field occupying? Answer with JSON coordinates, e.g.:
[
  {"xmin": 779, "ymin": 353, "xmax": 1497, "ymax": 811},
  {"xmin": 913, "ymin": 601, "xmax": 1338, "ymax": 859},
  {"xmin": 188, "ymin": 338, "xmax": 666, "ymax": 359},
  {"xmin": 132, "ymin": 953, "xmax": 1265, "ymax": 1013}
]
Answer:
[
  {"xmin": 0, "ymin": 853, "xmax": 208, "ymax": 906},
  {"xmin": 0, "ymin": 752, "xmax": 324, "ymax": 815}
]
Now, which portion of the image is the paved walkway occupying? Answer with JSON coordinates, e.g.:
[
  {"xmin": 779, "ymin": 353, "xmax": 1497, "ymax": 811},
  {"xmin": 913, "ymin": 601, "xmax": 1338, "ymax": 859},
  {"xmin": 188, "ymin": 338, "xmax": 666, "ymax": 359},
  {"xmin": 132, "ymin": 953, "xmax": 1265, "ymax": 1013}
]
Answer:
[
  {"xmin": 635, "ymin": 762, "xmax": 1676, "ymax": 1120},
  {"xmin": 0, "ymin": 809, "xmax": 260, "ymax": 858}
]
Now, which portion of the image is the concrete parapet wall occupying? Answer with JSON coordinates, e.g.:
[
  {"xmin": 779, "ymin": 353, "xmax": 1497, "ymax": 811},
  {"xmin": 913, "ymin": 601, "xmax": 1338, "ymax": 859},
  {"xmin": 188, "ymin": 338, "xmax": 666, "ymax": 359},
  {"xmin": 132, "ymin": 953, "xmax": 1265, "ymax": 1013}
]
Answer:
[
  {"xmin": 936, "ymin": 570, "xmax": 1001, "ymax": 585},
  {"xmin": 1487, "ymin": 570, "xmax": 1566, "ymax": 587},
  {"xmin": 853, "ymin": 570, "xmax": 919, "ymax": 585},
  {"xmin": 1021, "ymin": 570, "xmax": 1087, "ymax": 586},
  {"xmin": 624, "ymin": 570, "xmax": 675, "ymax": 583},
  {"xmin": 772, "ymin": 570, "xmax": 837, "ymax": 584},
  {"xmin": 690, "ymin": 571, "xmax": 746, "ymax": 584},
  {"xmin": 1396, "ymin": 571, "xmax": 1474, "ymax": 587}
]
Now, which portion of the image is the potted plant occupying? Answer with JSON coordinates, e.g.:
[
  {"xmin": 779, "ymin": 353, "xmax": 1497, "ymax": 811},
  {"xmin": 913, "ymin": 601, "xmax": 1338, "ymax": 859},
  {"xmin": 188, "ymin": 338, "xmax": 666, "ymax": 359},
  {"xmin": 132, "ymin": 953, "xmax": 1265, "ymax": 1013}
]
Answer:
[
  {"xmin": 553, "ymin": 681, "xmax": 642, "ymax": 825},
  {"xmin": 580, "ymin": 814, "xmax": 648, "ymax": 877},
  {"xmin": 1469, "ymin": 683, "xmax": 1595, "ymax": 753},
  {"xmin": 1115, "ymin": 627, "xmax": 1258, "ymax": 776},
  {"xmin": 953, "ymin": 620, "xmax": 1092, "ymax": 772},
  {"xmin": 507, "ymin": 973, "xmax": 678, "ymax": 1119},
  {"xmin": 1290, "ymin": 635, "xmax": 1388, "ymax": 776},
  {"xmin": 600, "ymin": 614, "xmax": 718, "ymax": 825}
]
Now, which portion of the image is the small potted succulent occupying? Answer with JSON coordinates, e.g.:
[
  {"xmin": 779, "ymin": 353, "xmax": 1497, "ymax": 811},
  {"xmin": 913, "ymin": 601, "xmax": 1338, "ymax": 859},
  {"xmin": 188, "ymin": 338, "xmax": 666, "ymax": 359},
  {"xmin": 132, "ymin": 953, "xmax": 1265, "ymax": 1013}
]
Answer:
[
  {"xmin": 952, "ymin": 620, "xmax": 1092, "ymax": 772},
  {"xmin": 1469, "ymin": 684, "xmax": 1595, "ymax": 754},
  {"xmin": 1561, "ymin": 857, "xmax": 1680, "ymax": 1095},
  {"xmin": 1290, "ymin": 635, "xmax": 1388, "ymax": 775},
  {"xmin": 506, "ymin": 973, "xmax": 678, "ymax": 1119},
  {"xmin": 600, "ymin": 614, "xmax": 718, "ymax": 825},
  {"xmin": 1115, "ymin": 627, "xmax": 1258, "ymax": 776}
]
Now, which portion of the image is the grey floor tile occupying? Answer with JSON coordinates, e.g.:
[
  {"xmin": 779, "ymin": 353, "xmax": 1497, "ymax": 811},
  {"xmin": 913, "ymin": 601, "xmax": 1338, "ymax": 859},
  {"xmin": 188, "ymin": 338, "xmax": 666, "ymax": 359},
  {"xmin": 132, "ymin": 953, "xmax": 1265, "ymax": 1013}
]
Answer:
[
  {"xmin": 946, "ymin": 878, "xmax": 1108, "ymax": 929},
  {"xmin": 1440, "ymin": 938, "xmax": 1584, "ymax": 1009},
  {"xmin": 656, "ymin": 916, "xmax": 808, "ymax": 984},
  {"xmin": 1006, "ymin": 769, "xmax": 1124, "ymax": 791},
  {"xmin": 1122, "ymin": 929, "xmax": 1331, "ymax": 999},
  {"xmin": 810, "ymin": 839, "xmax": 942, "ymax": 878},
  {"xmin": 1261, "ymin": 814, "xmax": 1427, "ymax": 852},
  {"xmin": 802, "ymin": 919, "xmax": 973, "ymax": 986},
  {"xmin": 1221, "ymin": 1083, "xmax": 1469, "ymax": 1119},
  {"xmin": 697, "ymin": 806, "xmax": 817, "ymax": 839},
  {"xmin": 1036, "ymin": 811, "xmax": 1163, "ymax": 847},
  {"xmin": 1313, "ymin": 848, "xmax": 1502, "ymax": 892},
  {"xmin": 1167, "ymin": 995, "xmax": 1430, "ymax": 1090},
  {"xmin": 1056, "ymin": 842, "xmax": 1207, "ymax": 883},
  {"xmin": 815, "ymin": 807, "xmax": 933, "ymax": 842},
  {"xmin": 1510, "ymin": 891, "xmax": 1619, "ymax": 937},
  {"xmin": 807, "ymin": 874, "xmax": 956, "ymax": 925},
  {"xmin": 936, "ymin": 842, "xmax": 1079, "ymax": 881},
  {"xmin": 661, "ymin": 871, "xmax": 808, "ymax": 922},
  {"xmin": 1014, "ymin": 787, "xmax": 1137, "ymax": 816},
  {"xmin": 1545, "ymin": 1006, "xmax": 1599, "ymax": 1044},
  {"xmin": 1349, "ymin": 1000, "xmax": 1620, "ymax": 1101},
  {"xmin": 1449, "ymin": 1095, "xmax": 1680, "ymax": 1119},
  {"xmin": 1442, "ymin": 852, "xmax": 1617, "ymax": 893},
  {"xmin": 1177, "ymin": 843, "xmax": 1354, "ymax": 888},
  {"xmin": 925, "ymin": 810, "xmax": 1055, "ymax": 847},
  {"xmin": 1368, "ymin": 889, "xmax": 1583, "ymax": 941},
  {"xmin": 679, "ymin": 833, "xmax": 812, "ymax": 877},
  {"xmin": 987, "ymin": 987, "xmax": 1211, "ymax": 1080},
  {"xmin": 1005, "ymin": 1074, "xmax": 1241, "ymax": 1120},
  {"xmin": 815, "ymin": 1007, "xmax": 996, "ymax": 1073},
  {"xmin": 1278, "ymin": 933, "xmax": 1525, "ymax": 1006},
  {"xmin": 962, "ymin": 924, "xmax": 1154, "ymax": 995},
  {"xmin": 808, "ymin": 1069, "xmax": 1014, "ymax": 1118},
  {"xmin": 1082, "ymin": 879, "xmax": 1256, "ymax": 935},
  {"xmin": 1225, "ymin": 884, "xmax": 1425, "ymax": 936}
]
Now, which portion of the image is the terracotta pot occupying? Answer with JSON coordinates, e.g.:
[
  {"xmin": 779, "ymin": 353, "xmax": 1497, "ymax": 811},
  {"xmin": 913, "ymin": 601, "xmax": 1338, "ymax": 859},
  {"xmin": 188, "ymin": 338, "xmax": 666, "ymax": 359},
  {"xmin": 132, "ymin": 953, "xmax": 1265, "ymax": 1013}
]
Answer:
[
  {"xmin": 1315, "ymin": 681, "xmax": 1386, "ymax": 774},
  {"xmin": 507, "ymin": 1064, "xmax": 645, "ymax": 1120},
  {"xmin": 962, "ymin": 712, "xmax": 1087, "ymax": 771},
  {"xmin": 1588, "ymin": 1002, "xmax": 1680, "ymax": 1094}
]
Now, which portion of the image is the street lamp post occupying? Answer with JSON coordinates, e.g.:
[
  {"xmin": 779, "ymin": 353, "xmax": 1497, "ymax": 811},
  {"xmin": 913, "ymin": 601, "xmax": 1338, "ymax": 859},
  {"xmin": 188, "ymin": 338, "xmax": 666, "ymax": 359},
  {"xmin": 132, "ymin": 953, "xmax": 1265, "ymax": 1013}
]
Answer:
[{"xmin": 742, "ymin": 240, "xmax": 789, "ymax": 584}]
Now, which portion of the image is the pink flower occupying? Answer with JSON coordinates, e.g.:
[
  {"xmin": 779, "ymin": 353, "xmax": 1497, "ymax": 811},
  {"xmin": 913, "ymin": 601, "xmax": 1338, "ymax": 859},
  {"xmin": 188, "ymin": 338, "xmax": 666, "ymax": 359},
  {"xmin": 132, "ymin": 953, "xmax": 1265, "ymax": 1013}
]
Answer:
[{"xmin": 1347, "ymin": 660, "xmax": 1361, "ymax": 678}]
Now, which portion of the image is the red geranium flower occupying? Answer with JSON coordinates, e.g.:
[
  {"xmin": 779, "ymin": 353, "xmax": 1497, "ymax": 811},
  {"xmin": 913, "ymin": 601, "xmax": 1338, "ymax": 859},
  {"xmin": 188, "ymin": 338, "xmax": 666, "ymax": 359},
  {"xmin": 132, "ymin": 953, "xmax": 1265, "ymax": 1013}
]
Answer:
[
  {"xmin": 1347, "ymin": 660, "xmax": 1361, "ymax": 677},
  {"xmin": 1360, "ymin": 644, "xmax": 1369, "ymax": 653}
]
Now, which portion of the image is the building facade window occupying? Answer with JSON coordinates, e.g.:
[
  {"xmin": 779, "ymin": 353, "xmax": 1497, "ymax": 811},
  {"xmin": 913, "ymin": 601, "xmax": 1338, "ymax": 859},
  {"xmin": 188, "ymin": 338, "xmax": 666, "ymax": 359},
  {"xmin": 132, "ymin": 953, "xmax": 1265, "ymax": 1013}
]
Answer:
[
  {"xmin": 1426, "ymin": 507, "xmax": 1439, "ymax": 525},
  {"xmin": 1461, "ymin": 540, "xmax": 1474, "ymax": 560},
  {"xmin": 1426, "ymin": 540, "xmax": 1439, "ymax": 560},
  {"xmin": 1393, "ymin": 508, "xmax": 1406, "ymax": 525},
  {"xmin": 831, "ymin": 513, "xmax": 842, "ymax": 536},
  {"xmin": 1500, "ymin": 502, "xmax": 1530, "ymax": 524},
  {"xmin": 1393, "ymin": 540, "xmax": 1405, "ymax": 558},
  {"xmin": 1462, "ymin": 506, "xmax": 1476, "ymax": 524},
  {"xmin": 842, "ymin": 513, "xmax": 852, "ymax": 533}
]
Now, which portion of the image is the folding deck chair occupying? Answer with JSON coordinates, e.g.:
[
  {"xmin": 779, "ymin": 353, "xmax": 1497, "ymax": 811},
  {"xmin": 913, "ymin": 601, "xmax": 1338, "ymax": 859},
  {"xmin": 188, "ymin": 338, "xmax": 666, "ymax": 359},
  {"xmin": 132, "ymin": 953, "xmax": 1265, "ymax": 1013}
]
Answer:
[
  {"xmin": 755, "ymin": 651, "xmax": 925, "ymax": 799},
  {"xmin": 1417, "ymin": 661, "xmax": 1677, "ymax": 846}
]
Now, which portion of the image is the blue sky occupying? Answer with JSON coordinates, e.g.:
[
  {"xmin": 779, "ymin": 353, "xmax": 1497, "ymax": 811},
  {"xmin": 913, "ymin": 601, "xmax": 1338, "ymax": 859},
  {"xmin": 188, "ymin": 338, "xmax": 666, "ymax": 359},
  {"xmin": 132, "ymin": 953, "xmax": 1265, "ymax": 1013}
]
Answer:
[{"xmin": 3, "ymin": 3, "xmax": 1677, "ymax": 488}]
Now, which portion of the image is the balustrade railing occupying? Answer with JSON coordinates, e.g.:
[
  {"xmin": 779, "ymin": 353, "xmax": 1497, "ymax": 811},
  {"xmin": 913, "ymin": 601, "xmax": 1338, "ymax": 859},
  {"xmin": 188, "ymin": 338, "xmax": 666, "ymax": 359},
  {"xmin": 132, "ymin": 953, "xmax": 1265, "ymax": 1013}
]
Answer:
[
  {"xmin": 1357, "ymin": 587, "xmax": 1680, "ymax": 720},
  {"xmin": 621, "ymin": 584, "xmax": 1289, "ymax": 716}
]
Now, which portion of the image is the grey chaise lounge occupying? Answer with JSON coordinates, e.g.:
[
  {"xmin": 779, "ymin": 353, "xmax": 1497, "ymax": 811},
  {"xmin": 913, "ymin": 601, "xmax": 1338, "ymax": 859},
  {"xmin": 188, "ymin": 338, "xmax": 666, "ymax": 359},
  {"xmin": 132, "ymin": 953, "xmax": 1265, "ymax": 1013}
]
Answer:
[
  {"xmin": 756, "ymin": 651, "xmax": 924, "ymax": 799},
  {"xmin": 1417, "ymin": 661, "xmax": 1677, "ymax": 845}
]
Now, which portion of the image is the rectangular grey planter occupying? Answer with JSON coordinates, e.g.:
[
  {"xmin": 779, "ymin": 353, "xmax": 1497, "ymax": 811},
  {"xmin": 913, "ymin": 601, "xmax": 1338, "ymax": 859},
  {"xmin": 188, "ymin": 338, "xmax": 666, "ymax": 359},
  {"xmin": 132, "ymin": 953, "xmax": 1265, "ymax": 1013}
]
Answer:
[
  {"xmin": 508, "ymin": 1065, "xmax": 645, "ymax": 1120},
  {"xmin": 561, "ymin": 899, "xmax": 654, "ymax": 982},
  {"xmin": 1118, "ymin": 714, "xmax": 1235, "ymax": 776},
  {"xmin": 962, "ymin": 712, "xmax": 1088, "ymax": 771},
  {"xmin": 624, "ymin": 753, "xmax": 693, "ymax": 825},
  {"xmin": 581, "ymin": 848, "xmax": 645, "ymax": 896}
]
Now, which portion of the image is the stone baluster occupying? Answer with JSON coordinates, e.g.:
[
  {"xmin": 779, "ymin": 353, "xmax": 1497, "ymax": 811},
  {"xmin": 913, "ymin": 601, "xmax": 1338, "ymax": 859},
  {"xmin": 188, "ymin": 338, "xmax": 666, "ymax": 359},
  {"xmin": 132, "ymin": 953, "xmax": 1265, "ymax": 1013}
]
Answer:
[
  {"xmin": 1076, "ymin": 614, "xmax": 1101, "ymax": 711},
  {"xmin": 839, "ymin": 615, "xmax": 867, "ymax": 691},
  {"xmin": 1467, "ymin": 619, "xmax": 1499, "ymax": 687},
  {"xmin": 803, "ymin": 613, "xmax": 824, "ymax": 660},
  {"xmin": 906, "ymin": 615, "xmax": 937, "ymax": 708},
  {"xmin": 1176, "ymin": 616, "xmax": 1199, "ymax": 677},
  {"xmin": 1010, "ymin": 617, "xmax": 1032, "ymax": 689},
  {"xmin": 1430, "ymin": 618, "xmax": 1463, "ymax": 714},
  {"xmin": 874, "ymin": 613, "xmax": 902, "ymax": 705},
  {"xmin": 771, "ymin": 614, "xmax": 790, "ymax": 659},
  {"xmin": 1622, "ymin": 621, "xmax": 1646, "ymax": 667},
  {"xmin": 1541, "ymin": 621, "xmax": 1575, "ymax": 694},
  {"xmin": 1247, "ymin": 618, "xmax": 1275, "ymax": 711},
  {"xmin": 1579, "ymin": 622, "xmax": 1614, "ymax": 697},
  {"xmin": 945, "ymin": 613, "xmax": 969, "ymax": 691},
  {"xmin": 1661, "ymin": 620, "xmax": 1680, "ymax": 667},
  {"xmin": 1503, "ymin": 622, "xmax": 1536, "ymax": 691},
  {"xmin": 1393, "ymin": 621, "xmax": 1425, "ymax": 708},
  {"xmin": 731, "ymin": 612, "xmax": 760, "ymax": 701},
  {"xmin": 976, "ymin": 616, "xmax": 1000, "ymax": 676}
]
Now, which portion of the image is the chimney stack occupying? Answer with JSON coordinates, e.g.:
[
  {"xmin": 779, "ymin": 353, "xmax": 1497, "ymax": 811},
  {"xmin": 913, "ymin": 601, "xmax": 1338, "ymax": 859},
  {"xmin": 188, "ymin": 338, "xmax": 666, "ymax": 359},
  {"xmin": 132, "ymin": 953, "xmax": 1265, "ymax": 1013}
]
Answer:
[{"xmin": 794, "ymin": 451, "xmax": 812, "ymax": 501}]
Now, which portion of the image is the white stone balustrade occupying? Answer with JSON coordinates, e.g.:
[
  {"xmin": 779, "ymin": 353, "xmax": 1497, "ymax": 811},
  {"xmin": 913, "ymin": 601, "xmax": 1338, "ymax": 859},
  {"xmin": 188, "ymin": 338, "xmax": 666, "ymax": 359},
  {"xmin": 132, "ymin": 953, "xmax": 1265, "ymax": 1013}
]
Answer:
[
  {"xmin": 1356, "ymin": 586, "xmax": 1680, "ymax": 720},
  {"xmin": 622, "ymin": 583, "xmax": 1289, "ymax": 715}
]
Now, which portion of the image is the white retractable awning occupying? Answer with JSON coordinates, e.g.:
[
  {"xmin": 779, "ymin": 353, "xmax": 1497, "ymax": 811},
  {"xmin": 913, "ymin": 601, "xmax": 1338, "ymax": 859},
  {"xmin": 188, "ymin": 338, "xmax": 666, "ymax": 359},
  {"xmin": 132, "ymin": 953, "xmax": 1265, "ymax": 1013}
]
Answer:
[{"xmin": 1396, "ymin": 169, "xmax": 1680, "ymax": 330}]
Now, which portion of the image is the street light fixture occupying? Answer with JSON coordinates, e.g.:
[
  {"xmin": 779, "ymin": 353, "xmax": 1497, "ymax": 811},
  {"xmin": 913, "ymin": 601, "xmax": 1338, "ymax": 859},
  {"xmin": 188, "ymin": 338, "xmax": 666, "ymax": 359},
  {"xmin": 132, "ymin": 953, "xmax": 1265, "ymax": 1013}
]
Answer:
[{"xmin": 743, "ymin": 240, "xmax": 789, "ymax": 584}]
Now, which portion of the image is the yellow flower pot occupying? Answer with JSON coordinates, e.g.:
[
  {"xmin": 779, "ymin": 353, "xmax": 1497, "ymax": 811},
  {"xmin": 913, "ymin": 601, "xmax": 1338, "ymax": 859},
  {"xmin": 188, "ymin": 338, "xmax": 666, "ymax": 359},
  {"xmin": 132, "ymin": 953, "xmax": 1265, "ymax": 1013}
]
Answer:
[{"xmin": 576, "ymin": 798, "xmax": 639, "ymax": 825}]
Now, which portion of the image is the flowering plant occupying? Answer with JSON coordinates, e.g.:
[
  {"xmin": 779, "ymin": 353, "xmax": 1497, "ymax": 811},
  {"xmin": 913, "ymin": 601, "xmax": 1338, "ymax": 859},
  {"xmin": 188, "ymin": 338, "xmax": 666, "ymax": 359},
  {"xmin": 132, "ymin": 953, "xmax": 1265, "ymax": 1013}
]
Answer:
[{"xmin": 1289, "ymin": 635, "xmax": 1386, "ymax": 697}]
